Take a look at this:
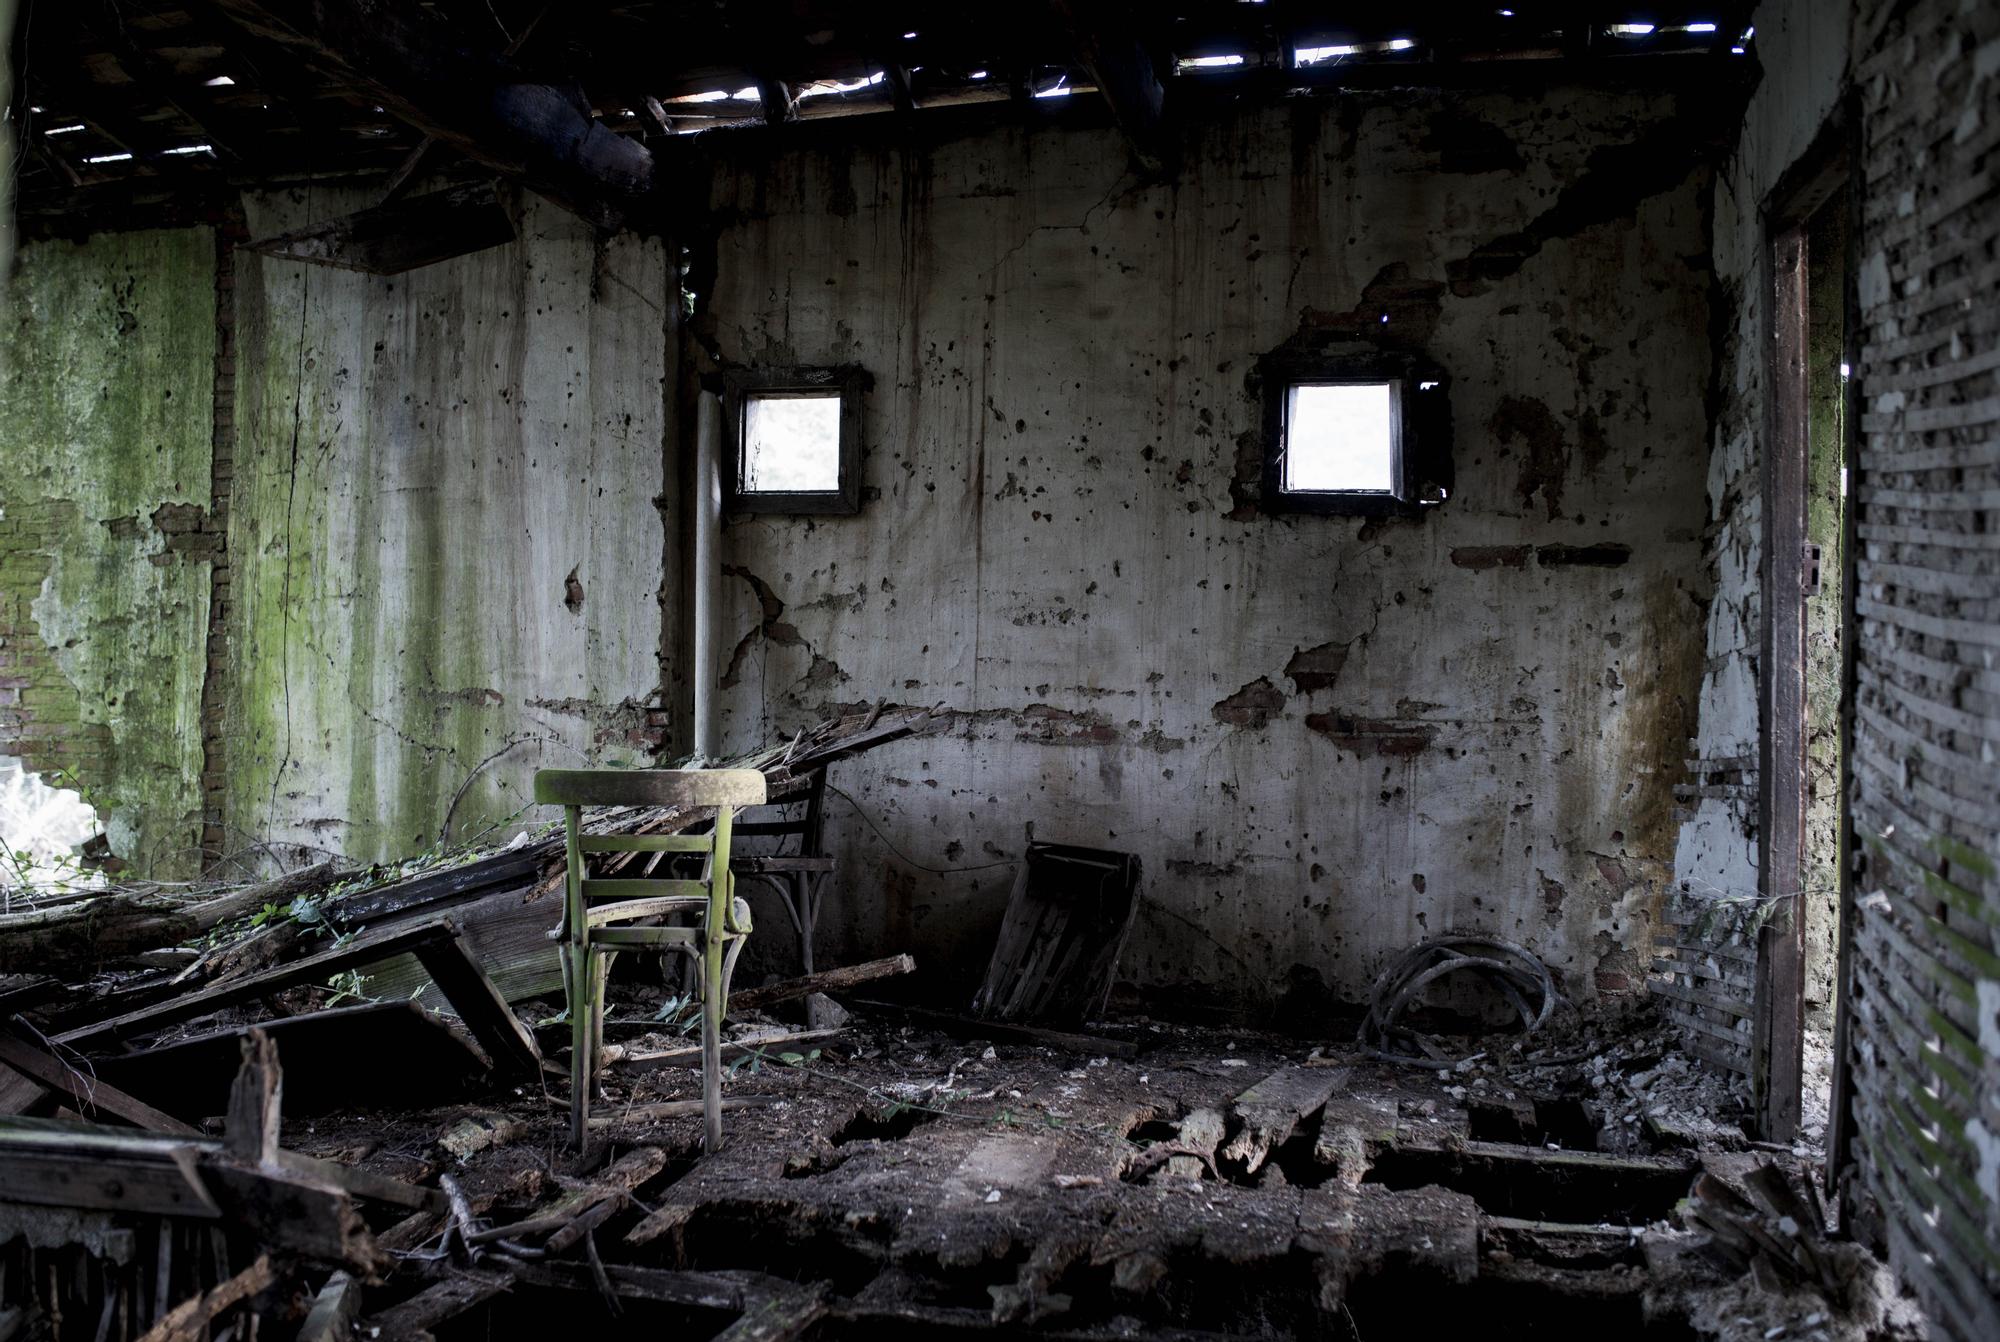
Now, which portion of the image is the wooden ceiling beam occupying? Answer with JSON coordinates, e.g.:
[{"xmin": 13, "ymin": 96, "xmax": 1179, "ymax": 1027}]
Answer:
[
  {"xmin": 206, "ymin": 0, "xmax": 663, "ymax": 233},
  {"xmin": 1046, "ymin": 0, "xmax": 1169, "ymax": 176}
]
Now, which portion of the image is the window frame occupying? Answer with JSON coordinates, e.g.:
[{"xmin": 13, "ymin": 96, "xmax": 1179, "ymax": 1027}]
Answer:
[
  {"xmin": 1257, "ymin": 347, "xmax": 1451, "ymax": 518},
  {"xmin": 721, "ymin": 365, "xmax": 867, "ymax": 516},
  {"xmin": 1275, "ymin": 377, "xmax": 1408, "ymax": 502}
]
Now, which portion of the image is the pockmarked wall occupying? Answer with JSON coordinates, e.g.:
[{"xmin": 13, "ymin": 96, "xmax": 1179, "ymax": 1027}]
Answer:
[
  {"xmin": 0, "ymin": 229, "xmax": 217, "ymax": 878},
  {"xmin": 1673, "ymin": 0, "xmax": 1855, "ymax": 1030},
  {"xmin": 227, "ymin": 189, "xmax": 675, "ymax": 866},
  {"xmin": 698, "ymin": 90, "xmax": 1717, "ymax": 1011}
]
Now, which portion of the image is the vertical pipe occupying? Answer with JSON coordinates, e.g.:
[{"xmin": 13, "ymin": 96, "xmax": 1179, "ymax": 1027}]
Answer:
[{"xmin": 693, "ymin": 391, "xmax": 723, "ymax": 760}]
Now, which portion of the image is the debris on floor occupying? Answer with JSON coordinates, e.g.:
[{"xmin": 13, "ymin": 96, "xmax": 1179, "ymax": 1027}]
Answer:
[{"xmin": 0, "ymin": 711, "xmax": 1921, "ymax": 1340}]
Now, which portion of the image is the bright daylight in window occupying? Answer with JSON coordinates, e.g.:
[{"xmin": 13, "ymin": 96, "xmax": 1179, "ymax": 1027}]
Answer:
[
  {"xmin": 742, "ymin": 391, "xmax": 842, "ymax": 492},
  {"xmin": 1283, "ymin": 382, "xmax": 1396, "ymax": 493}
]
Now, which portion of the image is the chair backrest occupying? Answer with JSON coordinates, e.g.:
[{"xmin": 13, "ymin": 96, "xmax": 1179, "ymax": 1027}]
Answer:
[
  {"xmin": 729, "ymin": 766, "xmax": 829, "ymax": 856},
  {"xmin": 533, "ymin": 768, "xmax": 768, "ymax": 810}
]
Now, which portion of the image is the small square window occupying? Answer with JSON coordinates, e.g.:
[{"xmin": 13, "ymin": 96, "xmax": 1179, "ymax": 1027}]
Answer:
[
  {"xmin": 1258, "ymin": 352, "xmax": 1449, "ymax": 517},
  {"xmin": 742, "ymin": 392, "xmax": 842, "ymax": 493},
  {"xmin": 1282, "ymin": 382, "xmax": 1399, "ymax": 494},
  {"xmin": 722, "ymin": 366, "xmax": 867, "ymax": 514}
]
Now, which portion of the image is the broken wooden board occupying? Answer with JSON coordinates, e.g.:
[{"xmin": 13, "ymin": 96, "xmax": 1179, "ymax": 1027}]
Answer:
[
  {"xmin": 93, "ymin": 1002, "xmax": 488, "ymax": 1120},
  {"xmin": 851, "ymin": 1000, "xmax": 1140, "ymax": 1059},
  {"xmin": 0, "ymin": 1029, "xmax": 199, "ymax": 1135},
  {"xmin": 1221, "ymin": 1066, "xmax": 1345, "ymax": 1176},
  {"xmin": 410, "ymin": 934, "xmax": 542, "ymax": 1077},
  {"xmin": 971, "ymin": 843, "xmax": 1141, "ymax": 1027},
  {"xmin": 140, "ymin": 1254, "xmax": 275, "ymax": 1342},
  {"xmin": 0, "ymin": 1120, "xmax": 383, "ymax": 1272},
  {"xmin": 728, "ymin": 955, "xmax": 915, "ymax": 1013},
  {"xmin": 56, "ymin": 918, "xmax": 462, "ymax": 1050}
]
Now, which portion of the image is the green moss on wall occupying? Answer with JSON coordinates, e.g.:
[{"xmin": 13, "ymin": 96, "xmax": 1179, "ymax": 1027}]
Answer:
[
  {"xmin": 0, "ymin": 229, "xmax": 216, "ymax": 878},
  {"xmin": 223, "ymin": 190, "xmax": 670, "ymax": 868}
]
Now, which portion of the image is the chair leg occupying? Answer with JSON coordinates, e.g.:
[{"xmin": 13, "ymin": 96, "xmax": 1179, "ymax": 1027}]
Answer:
[
  {"xmin": 701, "ymin": 929, "xmax": 725, "ymax": 1153},
  {"xmin": 567, "ymin": 945, "xmax": 591, "ymax": 1148},
  {"xmin": 591, "ymin": 950, "xmax": 616, "ymax": 1076}
]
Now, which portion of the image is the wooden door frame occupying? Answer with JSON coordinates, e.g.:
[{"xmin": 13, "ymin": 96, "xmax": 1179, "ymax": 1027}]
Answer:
[{"xmin": 1754, "ymin": 115, "xmax": 1851, "ymax": 1144}]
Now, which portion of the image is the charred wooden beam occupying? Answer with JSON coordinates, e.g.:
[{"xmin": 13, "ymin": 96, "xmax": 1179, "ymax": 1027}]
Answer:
[
  {"xmin": 207, "ymin": 0, "xmax": 661, "ymax": 232},
  {"xmin": 243, "ymin": 181, "xmax": 519, "ymax": 274},
  {"xmin": 1046, "ymin": 0, "xmax": 1168, "ymax": 174}
]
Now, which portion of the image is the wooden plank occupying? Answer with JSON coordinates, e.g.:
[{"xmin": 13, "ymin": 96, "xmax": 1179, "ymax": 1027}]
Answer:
[
  {"xmin": 139, "ymin": 1255, "xmax": 275, "ymax": 1342},
  {"xmin": 410, "ymin": 935, "xmax": 543, "ymax": 1078},
  {"xmin": 0, "ymin": 1031, "xmax": 199, "ymax": 1135},
  {"xmin": 361, "ymin": 1268, "xmax": 514, "ymax": 1336},
  {"xmin": 58, "ymin": 918, "xmax": 459, "ymax": 1050},
  {"xmin": 852, "ymin": 999, "xmax": 1138, "ymax": 1059},
  {"xmin": 713, "ymin": 1283, "xmax": 832, "ymax": 1342},
  {"xmin": 534, "ymin": 769, "xmax": 767, "ymax": 808},
  {"xmin": 297, "ymin": 1272, "xmax": 359, "ymax": 1342},
  {"xmin": 1647, "ymin": 978, "xmax": 1754, "ymax": 1019},
  {"xmin": 1047, "ymin": 0, "xmax": 1167, "ymax": 174},
  {"xmin": 730, "ymin": 956, "xmax": 916, "ymax": 1013},
  {"xmin": 1220, "ymin": 1066, "xmax": 1343, "ymax": 1175}
]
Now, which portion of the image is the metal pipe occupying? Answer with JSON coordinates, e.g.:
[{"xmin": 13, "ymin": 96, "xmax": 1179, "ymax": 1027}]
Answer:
[{"xmin": 693, "ymin": 391, "xmax": 723, "ymax": 760}]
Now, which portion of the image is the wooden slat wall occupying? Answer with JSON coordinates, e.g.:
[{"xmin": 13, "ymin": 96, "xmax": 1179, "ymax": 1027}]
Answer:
[
  {"xmin": 1846, "ymin": 2, "xmax": 2000, "ymax": 1337},
  {"xmin": 1651, "ymin": 898, "xmax": 1756, "ymax": 1076}
]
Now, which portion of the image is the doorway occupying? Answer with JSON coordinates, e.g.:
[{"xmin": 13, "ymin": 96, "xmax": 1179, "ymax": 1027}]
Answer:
[{"xmin": 1757, "ymin": 143, "xmax": 1855, "ymax": 1147}]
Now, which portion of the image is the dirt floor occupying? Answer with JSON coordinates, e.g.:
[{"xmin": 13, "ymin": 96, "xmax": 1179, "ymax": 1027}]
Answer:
[{"xmin": 274, "ymin": 991, "xmax": 1924, "ymax": 1342}]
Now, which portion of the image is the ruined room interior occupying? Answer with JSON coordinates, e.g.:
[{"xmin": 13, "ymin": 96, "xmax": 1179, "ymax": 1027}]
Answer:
[{"xmin": 0, "ymin": 0, "xmax": 1995, "ymax": 1338}]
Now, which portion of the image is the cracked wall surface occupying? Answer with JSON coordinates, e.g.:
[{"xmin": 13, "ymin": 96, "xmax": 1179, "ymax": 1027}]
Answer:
[
  {"xmin": 0, "ymin": 228, "xmax": 216, "ymax": 878},
  {"xmin": 697, "ymin": 89, "xmax": 1717, "ymax": 1011},
  {"xmin": 224, "ymin": 189, "xmax": 674, "ymax": 865}
]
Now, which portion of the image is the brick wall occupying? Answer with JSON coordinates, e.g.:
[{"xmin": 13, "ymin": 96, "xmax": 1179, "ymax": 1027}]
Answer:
[
  {"xmin": 0, "ymin": 499, "xmax": 114, "ymax": 792},
  {"xmin": 1843, "ymin": 2, "xmax": 2000, "ymax": 1337},
  {"xmin": 0, "ymin": 228, "xmax": 216, "ymax": 878}
]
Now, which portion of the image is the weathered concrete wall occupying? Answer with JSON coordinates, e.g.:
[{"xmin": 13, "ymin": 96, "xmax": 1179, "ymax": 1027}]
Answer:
[
  {"xmin": 1673, "ymin": 0, "xmax": 1855, "ymax": 1027},
  {"xmin": 699, "ymin": 90, "xmax": 1717, "ymax": 1011},
  {"xmin": 0, "ymin": 229, "xmax": 216, "ymax": 877},
  {"xmin": 226, "ymin": 189, "xmax": 675, "ymax": 865}
]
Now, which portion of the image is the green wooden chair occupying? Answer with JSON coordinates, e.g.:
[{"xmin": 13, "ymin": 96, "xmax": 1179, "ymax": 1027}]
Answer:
[{"xmin": 534, "ymin": 767, "xmax": 768, "ymax": 1151}]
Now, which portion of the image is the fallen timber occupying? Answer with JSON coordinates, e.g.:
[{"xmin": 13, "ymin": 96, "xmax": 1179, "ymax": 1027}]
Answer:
[{"xmin": 37, "ymin": 708, "xmax": 935, "ymax": 1062}]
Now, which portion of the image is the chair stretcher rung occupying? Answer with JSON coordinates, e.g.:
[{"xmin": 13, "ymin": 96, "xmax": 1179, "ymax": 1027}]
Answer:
[
  {"xmin": 581, "ymin": 879, "xmax": 711, "ymax": 900},
  {"xmin": 578, "ymin": 834, "xmax": 714, "ymax": 853},
  {"xmin": 588, "ymin": 926, "xmax": 699, "ymax": 949}
]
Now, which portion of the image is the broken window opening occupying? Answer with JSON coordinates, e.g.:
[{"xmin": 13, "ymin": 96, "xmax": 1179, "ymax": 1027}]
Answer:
[
  {"xmin": 1257, "ymin": 350, "xmax": 1451, "ymax": 517},
  {"xmin": 1280, "ymin": 380, "xmax": 1401, "ymax": 496},
  {"xmin": 722, "ymin": 366, "xmax": 868, "ymax": 515}
]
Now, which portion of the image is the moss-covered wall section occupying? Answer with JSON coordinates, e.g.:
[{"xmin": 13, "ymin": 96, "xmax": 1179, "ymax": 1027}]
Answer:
[
  {"xmin": 0, "ymin": 229, "xmax": 217, "ymax": 878},
  {"xmin": 226, "ymin": 190, "xmax": 672, "ymax": 865}
]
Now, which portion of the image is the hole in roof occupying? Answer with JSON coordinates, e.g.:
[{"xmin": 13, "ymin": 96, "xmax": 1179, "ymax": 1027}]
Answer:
[
  {"xmin": 205, "ymin": 75, "xmax": 234, "ymax": 86},
  {"xmin": 742, "ymin": 393, "xmax": 841, "ymax": 493},
  {"xmin": 1609, "ymin": 23, "xmax": 1657, "ymax": 36},
  {"xmin": 84, "ymin": 152, "xmax": 132, "ymax": 164},
  {"xmin": 1178, "ymin": 54, "xmax": 1245, "ymax": 71},
  {"xmin": 45, "ymin": 123, "xmax": 84, "ymax": 135}
]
